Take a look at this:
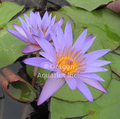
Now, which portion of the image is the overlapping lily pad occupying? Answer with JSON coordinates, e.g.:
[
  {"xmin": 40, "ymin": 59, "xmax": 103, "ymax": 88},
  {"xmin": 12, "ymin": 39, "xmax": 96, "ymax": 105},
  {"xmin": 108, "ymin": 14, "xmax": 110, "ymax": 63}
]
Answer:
[
  {"xmin": 0, "ymin": 2, "xmax": 28, "ymax": 68},
  {"xmin": 52, "ymin": 11, "xmax": 75, "ymax": 31},
  {"xmin": 66, "ymin": 0, "xmax": 115, "ymax": 11},
  {"xmin": 50, "ymin": 79, "xmax": 120, "ymax": 119},
  {"xmin": 58, "ymin": 6, "xmax": 120, "ymax": 52},
  {"xmin": 0, "ymin": 2, "xmax": 23, "ymax": 26},
  {"xmin": 104, "ymin": 53, "xmax": 120, "ymax": 74}
]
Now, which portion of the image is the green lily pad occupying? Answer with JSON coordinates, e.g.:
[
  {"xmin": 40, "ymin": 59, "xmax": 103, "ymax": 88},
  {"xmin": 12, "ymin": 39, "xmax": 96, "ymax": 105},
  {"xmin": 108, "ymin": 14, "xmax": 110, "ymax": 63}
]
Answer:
[
  {"xmin": 104, "ymin": 53, "xmax": 120, "ymax": 74},
  {"xmin": 0, "ymin": 2, "xmax": 31, "ymax": 68},
  {"xmin": 112, "ymin": 73, "xmax": 120, "ymax": 80},
  {"xmin": 50, "ymin": 79, "xmax": 120, "ymax": 119},
  {"xmin": 59, "ymin": 7, "xmax": 120, "ymax": 52},
  {"xmin": 26, "ymin": 65, "xmax": 51, "ymax": 84},
  {"xmin": 53, "ymin": 57, "xmax": 111, "ymax": 101},
  {"xmin": 0, "ymin": 2, "xmax": 24, "ymax": 26},
  {"xmin": 66, "ymin": 0, "xmax": 115, "ymax": 11},
  {"xmin": 52, "ymin": 11, "xmax": 75, "ymax": 31},
  {"xmin": 8, "ymin": 80, "xmax": 36, "ymax": 102},
  {"xmin": 113, "ymin": 46, "xmax": 120, "ymax": 55}
]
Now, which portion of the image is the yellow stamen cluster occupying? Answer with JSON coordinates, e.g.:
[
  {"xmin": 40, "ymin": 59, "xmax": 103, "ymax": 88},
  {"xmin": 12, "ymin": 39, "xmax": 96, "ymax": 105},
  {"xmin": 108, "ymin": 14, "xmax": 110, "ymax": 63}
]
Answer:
[{"xmin": 56, "ymin": 46, "xmax": 86, "ymax": 75}]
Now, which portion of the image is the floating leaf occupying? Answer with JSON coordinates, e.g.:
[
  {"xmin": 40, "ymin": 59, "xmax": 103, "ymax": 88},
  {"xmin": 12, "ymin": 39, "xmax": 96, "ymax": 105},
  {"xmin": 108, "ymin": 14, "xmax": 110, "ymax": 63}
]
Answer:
[
  {"xmin": 59, "ymin": 6, "xmax": 120, "ymax": 52},
  {"xmin": 0, "ymin": 2, "xmax": 31, "ymax": 68},
  {"xmin": 112, "ymin": 73, "xmax": 120, "ymax": 80},
  {"xmin": 0, "ymin": 2, "xmax": 24, "ymax": 26},
  {"xmin": 66, "ymin": 0, "xmax": 115, "ymax": 11},
  {"xmin": 52, "ymin": 11, "xmax": 75, "ymax": 31},
  {"xmin": 113, "ymin": 46, "xmax": 120, "ymax": 55},
  {"xmin": 104, "ymin": 53, "xmax": 120, "ymax": 74},
  {"xmin": 0, "ymin": 68, "xmax": 36, "ymax": 102},
  {"xmin": 50, "ymin": 79, "xmax": 120, "ymax": 119}
]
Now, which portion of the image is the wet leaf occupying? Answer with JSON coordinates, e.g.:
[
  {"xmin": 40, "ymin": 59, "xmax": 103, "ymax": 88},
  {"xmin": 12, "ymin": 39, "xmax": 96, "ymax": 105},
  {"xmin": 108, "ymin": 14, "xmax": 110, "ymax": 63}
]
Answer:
[
  {"xmin": 1, "ymin": 68, "xmax": 36, "ymax": 102},
  {"xmin": 58, "ymin": 7, "xmax": 120, "ymax": 52},
  {"xmin": 50, "ymin": 79, "xmax": 120, "ymax": 119},
  {"xmin": 8, "ymin": 80, "xmax": 36, "ymax": 102},
  {"xmin": 112, "ymin": 72, "xmax": 120, "ymax": 80},
  {"xmin": 0, "ymin": 2, "xmax": 31, "ymax": 68},
  {"xmin": 104, "ymin": 53, "xmax": 120, "ymax": 74},
  {"xmin": 52, "ymin": 11, "xmax": 75, "ymax": 31},
  {"xmin": 66, "ymin": 0, "xmax": 115, "ymax": 11},
  {"xmin": 113, "ymin": 46, "xmax": 120, "ymax": 55},
  {"xmin": 0, "ymin": 2, "xmax": 24, "ymax": 26},
  {"xmin": 63, "ymin": 7, "xmax": 120, "ymax": 51}
]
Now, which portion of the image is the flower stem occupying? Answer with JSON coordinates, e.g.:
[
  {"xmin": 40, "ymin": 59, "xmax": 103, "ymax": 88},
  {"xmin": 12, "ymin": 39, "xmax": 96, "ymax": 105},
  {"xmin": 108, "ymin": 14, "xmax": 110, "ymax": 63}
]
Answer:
[
  {"xmin": 32, "ymin": 51, "xmax": 40, "ymax": 87},
  {"xmin": 111, "ymin": 68, "xmax": 120, "ymax": 77}
]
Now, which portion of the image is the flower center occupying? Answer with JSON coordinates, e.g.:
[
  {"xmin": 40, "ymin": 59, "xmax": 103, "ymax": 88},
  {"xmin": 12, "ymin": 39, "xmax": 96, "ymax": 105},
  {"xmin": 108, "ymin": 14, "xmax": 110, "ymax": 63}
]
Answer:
[
  {"xmin": 56, "ymin": 46, "xmax": 86, "ymax": 75},
  {"xmin": 41, "ymin": 26, "xmax": 48, "ymax": 36},
  {"xmin": 29, "ymin": 26, "xmax": 47, "ymax": 36}
]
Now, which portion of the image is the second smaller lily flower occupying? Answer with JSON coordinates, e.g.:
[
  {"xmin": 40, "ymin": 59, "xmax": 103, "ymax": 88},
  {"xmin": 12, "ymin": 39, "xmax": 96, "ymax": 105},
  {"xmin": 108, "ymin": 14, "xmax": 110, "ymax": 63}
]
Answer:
[
  {"xmin": 24, "ymin": 21, "xmax": 111, "ymax": 105},
  {"xmin": 7, "ymin": 11, "xmax": 64, "ymax": 53}
]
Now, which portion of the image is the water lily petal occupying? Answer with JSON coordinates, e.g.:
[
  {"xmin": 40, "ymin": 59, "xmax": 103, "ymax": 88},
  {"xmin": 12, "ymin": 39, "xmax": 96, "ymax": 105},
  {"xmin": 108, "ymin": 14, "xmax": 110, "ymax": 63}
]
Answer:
[
  {"xmin": 65, "ymin": 76, "xmax": 76, "ymax": 90},
  {"xmin": 24, "ymin": 14, "xmax": 31, "ymax": 27},
  {"xmin": 85, "ymin": 34, "xmax": 93, "ymax": 43},
  {"xmin": 78, "ymin": 73, "xmax": 105, "ymax": 82},
  {"xmin": 56, "ymin": 25, "xmax": 65, "ymax": 52},
  {"xmin": 80, "ymin": 36, "xmax": 96, "ymax": 55},
  {"xmin": 50, "ymin": 31, "xmax": 60, "ymax": 53},
  {"xmin": 40, "ymin": 52, "xmax": 56, "ymax": 63},
  {"xmin": 86, "ymin": 60, "xmax": 111, "ymax": 67},
  {"xmin": 79, "ymin": 77, "xmax": 108, "ymax": 93},
  {"xmin": 53, "ymin": 18, "xmax": 64, "ymax": 33},
  {"xmin": 73, "ymin": 29, "xmax": 87, "ymax": 50},
  {"xmin": 82, "ymin": 49, "xmax": 111, "ymax": 62},
  {"xmin": 19, "ymin": 17, "xmax": 36, "ymax": 44},
  {"xmin": 24, "ymin": 57, "xmax": 56, "ymax": 71},
  {"xmin": 12, "ymin": 24, "xmax": 27, "ymax": 39},
  {"xmin": 30, "ymin": 11, "xmax": 37, "ymax": 30},
  {"xmin": 76, "ymin": 78, "xmax": 93, "ymax": 102},
  {"xmin": 42, "ymin": 11, "xmax": 49, "ymax": 28},
  {"xmin": 37, "ymin": 72, "xmax": 66, "ymax": 105},
  {"xmin": 32, "ymin": 35, "xmax": 56, "ymax": 59},
  {"xmin": 7, "ymin": 29, "xmax": 29, "ymax": 43},
  {"xmin": 22, "ymin": 44, "xmax": 41, "ymax": 54},
  {"xmin": 80, "ymin": 66, "xmax": 108, "ymax": 73},
  {"xmin": 35, "ymin": 11, "xmax": 41, "ymax": 27},
  {"xmin": 64, "ymin": 21, "xmax": 73, "ymax": 49}
]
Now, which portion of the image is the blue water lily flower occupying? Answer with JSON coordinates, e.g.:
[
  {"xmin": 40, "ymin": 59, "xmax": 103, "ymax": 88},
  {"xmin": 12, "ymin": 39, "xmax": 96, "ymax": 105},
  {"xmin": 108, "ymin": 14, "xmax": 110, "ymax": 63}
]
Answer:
[{"xmin": 24, "ymin": 21, "xmax": 111, "ymax": 105}]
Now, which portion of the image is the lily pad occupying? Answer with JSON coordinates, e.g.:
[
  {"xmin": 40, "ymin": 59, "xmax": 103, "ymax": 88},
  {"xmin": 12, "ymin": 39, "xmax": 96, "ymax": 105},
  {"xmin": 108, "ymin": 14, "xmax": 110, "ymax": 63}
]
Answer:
[
  {"xmin": 53, "ymin": 57, "xmax": 111, "ymax": 101},
  {"xmin": 66, "ymin": 0, "xmax": 115, "ymax": 11},
  {"xmin": 0, "ymin": 2, "xmax": 31, "ymax": 68},
  {"xmin": 104, "ymin": 52, "xmax": 120, "ymax": 74},
  {"xmin": 8, "ymin": 80, "xmax": 36, "ymax": 102},
  {"xmin": 0, "ymin": 68, "xmax": 36, "ymax": 102},
  {"xmin": 50, "ymin": 79, "xmax": 120, "ymax": 119},
  {"xmin": 0, "ymin": 2, "xmax": 24, "ymax": 26},
  {"xmin": 52, "ymin": 11, "xmax": 75, "ymax": 31},
  {"xmin": 59, "ymin": 6, "xmax": 120, "ymax": 52}
]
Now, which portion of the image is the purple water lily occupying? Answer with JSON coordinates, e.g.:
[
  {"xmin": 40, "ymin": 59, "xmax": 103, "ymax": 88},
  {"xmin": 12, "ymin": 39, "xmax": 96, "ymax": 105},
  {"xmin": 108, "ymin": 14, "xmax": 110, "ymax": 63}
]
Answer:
[
  {"xmin": 24, "ymin": 21, "xmax": 111, "ymax": 105},
  {"xmin": 7, "ymin": 11, "xmax": 64, "ymax": 53}
]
